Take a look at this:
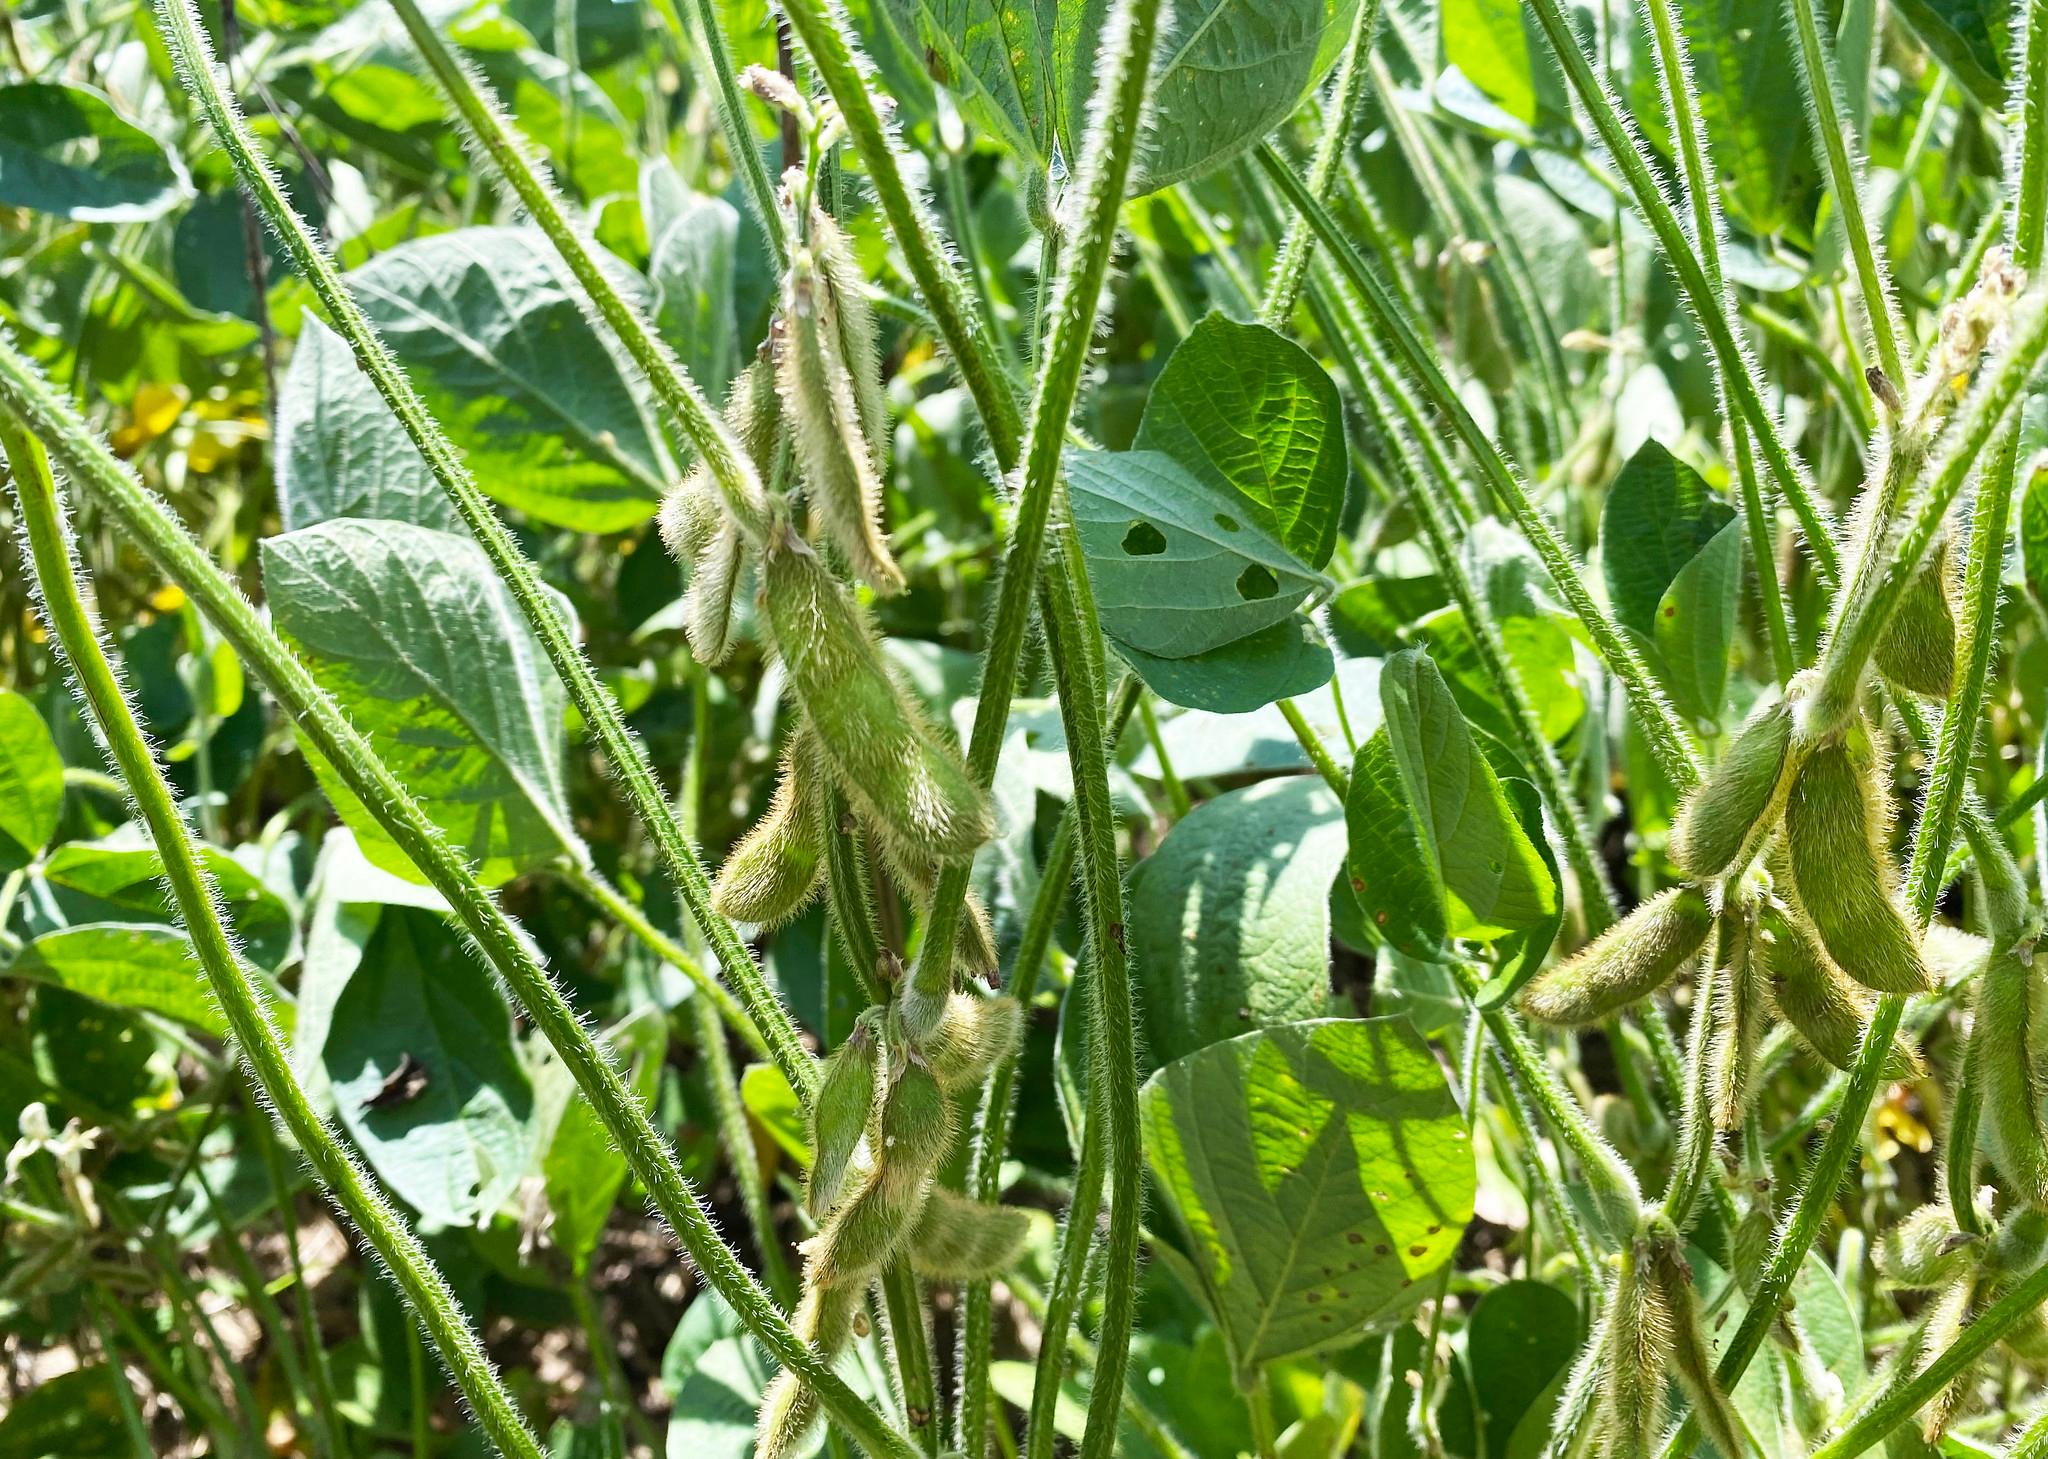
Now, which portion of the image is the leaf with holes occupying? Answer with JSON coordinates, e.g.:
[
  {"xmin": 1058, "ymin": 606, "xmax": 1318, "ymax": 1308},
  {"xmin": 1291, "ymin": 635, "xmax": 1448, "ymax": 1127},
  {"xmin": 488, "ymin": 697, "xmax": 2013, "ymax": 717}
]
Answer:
[
  {"xmin": 1068, "ymin": 449, "xmax": 1328, "ymax": 660},
  {"xmin": 1136, "ymin": 313, "xmax": 1348, "ymax": 569},
  {"xmin": 263, "ymin": 519, "xmax": 580, "ymax": 888},
  {"xmin": 1141, "ymin": 1017, "xmax": 1475, "ymax": 1385}
]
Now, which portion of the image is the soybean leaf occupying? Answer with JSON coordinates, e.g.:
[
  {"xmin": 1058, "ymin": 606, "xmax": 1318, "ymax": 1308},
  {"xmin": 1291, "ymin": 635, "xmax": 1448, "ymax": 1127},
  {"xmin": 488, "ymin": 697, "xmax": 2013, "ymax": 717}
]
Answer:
[
  {"xmin": 1347, "ymin": 651, "xmax": 1556, "ymax": 958},
  {"xmin": 740, "ymin": 1062, "xmax": 811, "ymax": 1167},
  {"xmin": 539, "ymin": 1007, "xmax": 664, "ymax": 1268},
  {"xmin": 1132, "ymin": 657, "xmax": 1381, "ymax": 782},
  {"xmin": 1067, "ymin": 449, "xmax": 1328, "ymax": 659},
  {"xmin": 0, "ymin": 82, "xmax": 189, "ymax": 222},
  {"xmin": 1438, "ymin": 0, "xmax": 1565, "ymax": 129},
  {"xmin": 342, "ymin": 227, "xmax": 672, "ymax": 531},
  {"xmin": 9, "ymin": 923, "xmax": 238, "ymax": 1040},
  {"xmin": 1474, "ymin": 780, "xmax": 1564, "ymax": 1010},
  {"xmin": 263, "ymin": 520, "xmax": 580, "ymax": 888},
  {"xmin": 0, "ymin": 1365, "xmax": 130, "ymax": 1458},
  {"xmin": 1888, "ymin": 0, "xmax": 2014, "ymax": 106},
  {"xmin": 642, "ymin": 162, "xmax": 741, "ymax": 403},
  {"xmin": 873, "ymin": 0, "xmax": 1055, "ymax": 165},
  {"xmin": 1112, "ymin": 616, "xmax": 1336, "ymax": 714},
  {"xmin": 1059, "ymin": 0, "xmax": 1362, "ymax": 193},
  {"xmin": 1128, "ymin": 776, "xmax": 1346, "ymax": 1071},
  {"xmin": 41, "ymin": 829, "xmax": 297, "ymax": 971},
  {"xmin": 324, "ymin": 906, "xmax": 536, "ymax": 1229},
  {"xmin": 1435, "ymin": 1280, "xmax": 1581, "ymax": 1459},
  {"xmin": 1651, "ymin": 518, "xmax": 1744, "ymax": 730},
  {"xmin": 0, "ymin": 690, "xmax": 62, "ymax": 870},
  {"xmin": 277, "ymin": 316, "xmax": 459, "ymax": 532},
  {"xmin": 2020, "ymin": 425, "xmax": 2048, "ymax": 608},
  {"xmin": 1136, "ymin": 313, "xmax": 1348, "ymax": 569},
  {"xmin": 1140, "ymin": 1017, "xmax": 1476, "ymax": 1384},
  {"xmin": 1600, "ymin": 441, "xmax": 1735, "ymax": 636}
]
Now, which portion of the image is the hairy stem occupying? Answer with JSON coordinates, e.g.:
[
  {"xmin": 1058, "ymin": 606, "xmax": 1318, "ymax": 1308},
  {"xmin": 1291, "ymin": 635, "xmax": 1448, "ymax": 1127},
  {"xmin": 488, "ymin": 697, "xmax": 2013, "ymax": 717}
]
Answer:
[
  {"xmin": 1, "ymin": 421, "xmax": 546, "ymax": 1459},
  {"xmin": 0, "ymin": 337, "xmax": 921, "ymax": 1459},
  {"xmin": 162, "ymin": 0, "xmax": 815, "ymax": 1101}
]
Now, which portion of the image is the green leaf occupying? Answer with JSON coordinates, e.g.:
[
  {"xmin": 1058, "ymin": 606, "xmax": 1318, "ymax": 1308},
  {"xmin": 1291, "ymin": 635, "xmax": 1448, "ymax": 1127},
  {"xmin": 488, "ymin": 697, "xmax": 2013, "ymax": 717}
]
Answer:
[
  {"xmin": 343, "ymin": 227, "xmax": 672, "ymax": 531},
  {"xmin": 0, "ymin": 82, "xmax": 189, "ymax": 222},
  {"xmin": 540, "ymin": 1008, "xmax": 664, "ymax": 1266},
  {"xmin": 874, "ymin": 0, "xmax": 1055, "ymax": 164},
  {"xmin": 1599, "ymin": 440, "xmax": 1735, "ymax": 635},
  {"xmin": 277, "ymin": 316, "xmax": 460, "ymax": 533},
  {"xmin": 1458, "ymin": 1281, "xmax": 1581, "ymax": 1456},
  {"xmin": 323, "ymin": 906, "xmax": 536, "ymax": 1229},
  {"xmin": 1140, "ymin": 1018, "xmax": 1476, "ymax": 1385},
  {"xmin": 1128, "ymin": 776, "xmax": 1345, "ymax": 1071},
  {"xmin": 739, "ymin": 1062, "xmax": 811, "ymax": 1167},
  {"xmin": 642, "ymin": 162, "xmax": 741, "ymax": 403},
  {"xmin": 1439, "ymin": 0, "xmax": 1564, "ymax": 128},
  {"xmin": 1651, "ymin": 518, "xmax": 1744, "ymax": 730},
  {"xmin": 1136, "ymin": 313, "xmax": 1348, "ymax": 570},
  {"xmin": 1358, "ymin": 650, "xmax": 1557, "ymax": 949},
  {"xmin": 9, "ymin": 923, "xmax": 237, "ymax": 1039},
  {"xmin": 263, "ymin": 520, "xmax": 580, "ymax": 888},
  {"xmin": 2020, "ymin": 430, "xmax": 2048, "ymax": 609},
  {"xmin": 1888, "ymin": 0, "xmax": 2014, "ymax": 106},
  {"xmin": 1111, "ymin": 616, "xmax": 1336, "ymax": 714},
  {"xmin": 1473, "ymin": 779, "xmax": 1564, "ymax": 1010},
  {"xmin": 0, "ymin": 690, "xmax": 62, "ymax": 870},
  {"xmin": 1060, "ymin": 0, "xmax": 1362, "ymax": 192},
  {"xmin": 0, "ymin": 1364, "xmax": 129, "ymax": 1458},
  {"xmin": 1067, "ymin": 449, "xmax": 1329, "ymax": 659},
  {"xmin": 41, "ymin": 830, "xmax": 297, "ymax": 971}
]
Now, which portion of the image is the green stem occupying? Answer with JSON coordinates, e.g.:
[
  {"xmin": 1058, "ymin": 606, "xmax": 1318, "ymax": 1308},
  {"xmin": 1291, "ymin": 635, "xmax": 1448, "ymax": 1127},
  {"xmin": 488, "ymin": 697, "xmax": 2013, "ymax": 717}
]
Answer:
[
  {"xmin": 645, "ymin": 0, "xmax": 785, "ymax": 265},
  {"xmin": 1259, "ymin": 0, "xmax": 1382, "ymax": 325},
  {"xmin": 0, "ymin": 341, "xmax": 920, "ymax": 1459},
  {"xmin": 909, "ymin": 0, "xmax": 1167, "ymax": 998},
  {"xmin": 1808, "ymin": 1258, "xmax": 2048, "ymax": 1458},
  {"xmin": 571, "ymin": 864, "xmax": 769, "ymax": 1060},
  {"xmin": 1636, "ymin": 0, "xmax": 1796, "ymax": 682},
  {"xmin": 1278, "ymin": 697, "xmax": 1349, "ymax": 798},
  {"xmin": 164, "ymin": 0, "xmax": 815, "ymax": 1103},
  {"xmin": 0, "ymin": 420, "xmax": 546, "ymax": 1459},
  {"xmin": 1255, "ymin": 143, "xmax": 1704, "ymax": 793},
  {"xmin": 957, "ymin": 675, "xmax": 1139, "ymax": 1457},
  {"xmin": 1136, "ymin": 692, "xmax": 1191, "ymax": 819},
  {"xmin": 1038, "ymin": 537, "xmax": 1144, "ymax": 1459},
  {"xmin": 879, "ymin": 1266, "xmax": 941, "ymax": 1453},
  {"xmin": 1520, "ymin": 0, "xmax": 1840, "ymax": 578},
  {"xmin": 1784, "ymin": 0, "xmax": 1906, "ymax": 388},
  {"xmin": 1023, "ymin": 1104, "xmax": 1108, "ymax": 1459}
]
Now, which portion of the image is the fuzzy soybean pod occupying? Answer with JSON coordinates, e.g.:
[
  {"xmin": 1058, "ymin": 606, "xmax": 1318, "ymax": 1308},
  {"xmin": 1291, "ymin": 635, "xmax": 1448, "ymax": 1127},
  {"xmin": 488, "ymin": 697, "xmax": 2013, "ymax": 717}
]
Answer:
[
  {"xmin": 779, "ymin": 224, "xmax": 904, "ymax": 596},
  {"xmin": 1598, "ymin": 1234, "xmax": 1672, "ymax": 1459},
  {"xmin": 1706, "ymin": 910, "xmax": 1768, "ymax": 1131},
  {"xmin": 660, "ymin": 355, "xmax": 780, "ymax": 664},
  {"xmin": 753, "ymin": 1282, "xmax": 865, "ymax": 1459},
  {"xmin": 1874, "ymin": 535, "xmax": 1959, "ymax": 699},
  {"xmin": 1784, "ymin": 727, "xmax": 1931, "ymax": 996},
  {"xmin": 807, "ymin": 1014, "xmax": 882, "ymax": 1219},
  {"xmin": 1970, "ymin": 944, "xmax": 2048, "ymax": 1209},
  {"xmin": 895, "ymin": 988, "xmax": 1023, "ymax": 1094},
  {"xmin": 1641, "ymin": 1221, "xmax": 1747, "ymax": 1459},
  {"xmin": 909, "ymin": 1187, "xmax": 1032, "ymax": 1278},
  {"xmin": 1759, "ymin": 908, "xmax": 1925, "ymax": 1080},
  {"xmin": 1522, "ymin": 887, "xmax": 1713, "ymax": 1025},
  {"xmin": 760, "ymin": 539, "xmax": 991, "ymax": 870},
  {"xmin": 1877, "ymin": 1205, "xmax": 1980, "ymax": 1289},
  {"xmin": 1669, "ymin": 697, "xmax": 1800, "ymax": 881},
  {"xmin": 712, "ymin": 726, "xmax": 829, "ymax": 927},
  {"xmin": 800, "ymin": 1058, "xmax": 956, "ymax": 1290}
]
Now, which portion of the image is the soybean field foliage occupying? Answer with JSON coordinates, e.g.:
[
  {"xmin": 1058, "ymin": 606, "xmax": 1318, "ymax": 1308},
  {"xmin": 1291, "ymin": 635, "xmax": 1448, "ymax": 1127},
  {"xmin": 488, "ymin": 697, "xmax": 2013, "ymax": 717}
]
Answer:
[{"xmin": 4, "ymin": 0, "xmax": 2048, "ymax": 1458}]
